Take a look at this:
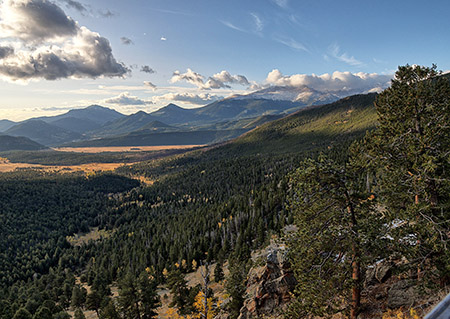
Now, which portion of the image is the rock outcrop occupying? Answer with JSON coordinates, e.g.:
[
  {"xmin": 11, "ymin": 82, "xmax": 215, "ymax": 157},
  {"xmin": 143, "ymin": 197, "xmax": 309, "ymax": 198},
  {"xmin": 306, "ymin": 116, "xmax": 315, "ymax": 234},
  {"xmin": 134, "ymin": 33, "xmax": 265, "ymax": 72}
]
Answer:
[{"xmin": 238, "ymin": 245, "xmax": 296, "ymax": 319}]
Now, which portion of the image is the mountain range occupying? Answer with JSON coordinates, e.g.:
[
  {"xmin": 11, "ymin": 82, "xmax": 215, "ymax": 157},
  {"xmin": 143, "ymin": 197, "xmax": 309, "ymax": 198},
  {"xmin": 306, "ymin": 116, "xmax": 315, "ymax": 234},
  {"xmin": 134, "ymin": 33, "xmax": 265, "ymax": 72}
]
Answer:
[{"xmin": 0, "ymin": 85, "xmax": 346, "ymax": 148}]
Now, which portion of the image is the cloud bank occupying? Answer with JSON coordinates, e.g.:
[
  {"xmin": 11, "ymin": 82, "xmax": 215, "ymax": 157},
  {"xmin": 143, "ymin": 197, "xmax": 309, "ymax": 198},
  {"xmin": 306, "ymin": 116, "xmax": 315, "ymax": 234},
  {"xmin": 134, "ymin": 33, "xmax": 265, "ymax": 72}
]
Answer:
[
  {"xmin": 153, "ymin": 92, "xmax": 222, "ymax": 105},
  {"xmin": 0, "ymin": 0, "xmax": 128, "ymax": 82},
  {"xmin": 105, "ymin": 92, "xmax": 153, "ymax": 106},
  {"xmin": 265, "ymin": 69, "xmax": 391, "ymax": 93},
  {"xmin": 170, "ymin": 68, "xmax": 249, "ymax": 90}
]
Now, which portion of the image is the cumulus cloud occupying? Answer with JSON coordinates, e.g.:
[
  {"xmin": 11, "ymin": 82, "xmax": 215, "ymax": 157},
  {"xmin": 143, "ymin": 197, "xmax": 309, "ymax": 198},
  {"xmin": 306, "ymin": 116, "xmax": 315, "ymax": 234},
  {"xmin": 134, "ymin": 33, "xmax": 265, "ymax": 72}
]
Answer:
[
  {"xmin": 265, "ymin": 69, "xmax": 391, "ymax": 94},
  {"xmin": 0, "ymin": 0, "xmax": 78, "ymax": 42},
  {"xmin": 154, "ymin": 92, "xmax": 222, "ymax": 105},
  {"xmin": 0, "ymin": 0, "xmax": 128, "ymax": 82},
  {"xmin": 143, "ymin": 81, "xmax": 156, "ymax": 90},
  {"xmin": 105, "ymin": 92, "xmax": 153, "ymax": 106},
  {"xmin": 120, "ymin": 36, "xmax": 133, "ymax": 45},
  {"xmin": 171, "ymin": 68, "xmax": 205, "ymax": 87},
  {"xmin": 171, "ymin": 68, "xmax": 250, "ymax": 90},
  {"xmin": 141, "ymin": 65, "xmax": 155, "ymax": 74}
]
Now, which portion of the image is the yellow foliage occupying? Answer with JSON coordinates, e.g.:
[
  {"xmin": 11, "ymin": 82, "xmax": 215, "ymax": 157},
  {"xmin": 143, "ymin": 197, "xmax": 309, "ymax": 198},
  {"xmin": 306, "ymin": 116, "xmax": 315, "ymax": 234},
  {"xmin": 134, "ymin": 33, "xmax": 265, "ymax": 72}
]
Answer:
[
  {"xmin": 181, "ymin": 259, "xmax": 187, "ymax": 269},
  {"xmin": 162, "ymin": 268, "xmax": 169, "ymax": 278},
  {"xmin": 175, "ymin": 262, "xmax": 180, "ymax": 268},
  {"xmin": 165, "ymin": 307, "xmax": 194, "ymax": 319},
  {"xmin": 192, "ymin": 260, "xmax": 198, "ymax": 270},
  {"xmin": 218, "ymin": 222, "xmax": 222, "ymax": 228},
  {"xmin": 382, "ymin": 308, "xmax": 420, "ymax": 319},
  {"xmin": 192, "ymin": 291, "xmax": 218, "ymax": 319}
]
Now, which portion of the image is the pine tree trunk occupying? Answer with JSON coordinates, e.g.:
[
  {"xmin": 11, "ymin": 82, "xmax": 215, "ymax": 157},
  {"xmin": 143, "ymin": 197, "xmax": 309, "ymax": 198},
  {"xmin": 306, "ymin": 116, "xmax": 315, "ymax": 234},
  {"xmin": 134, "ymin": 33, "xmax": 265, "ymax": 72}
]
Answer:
[{"xmin": 347, "ymin": 204, "xmax": 360, "ymax": 319}]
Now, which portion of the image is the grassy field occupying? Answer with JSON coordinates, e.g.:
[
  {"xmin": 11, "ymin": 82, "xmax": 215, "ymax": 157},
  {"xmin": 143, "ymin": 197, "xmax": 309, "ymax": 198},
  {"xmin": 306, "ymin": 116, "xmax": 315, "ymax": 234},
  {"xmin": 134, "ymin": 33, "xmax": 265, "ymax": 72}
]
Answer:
[
  {"xmin": 55, "ymin": 145, "xmax": 205, "ymax": 153},
  {"xmin": 0, "ymin": 159, "xmax": 124, "ymax": 173}
]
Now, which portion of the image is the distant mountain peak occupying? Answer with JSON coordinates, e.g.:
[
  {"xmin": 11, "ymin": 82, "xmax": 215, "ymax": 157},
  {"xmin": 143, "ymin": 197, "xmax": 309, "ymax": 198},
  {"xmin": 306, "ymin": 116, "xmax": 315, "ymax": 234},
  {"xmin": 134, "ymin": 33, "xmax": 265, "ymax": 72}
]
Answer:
[
  {"xmin": 134, "ymin": 110, "xmax": 150, "ymax": 116},
  {"xmin": 230, "ymin": 85, "xmax": 340, "ymax": 105}
]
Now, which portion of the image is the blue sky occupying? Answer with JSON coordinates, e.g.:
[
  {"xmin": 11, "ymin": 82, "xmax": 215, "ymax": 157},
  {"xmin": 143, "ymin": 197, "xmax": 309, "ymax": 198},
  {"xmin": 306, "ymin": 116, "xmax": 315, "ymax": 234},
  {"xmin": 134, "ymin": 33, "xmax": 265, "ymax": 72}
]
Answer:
[{"xmin": 0, "ymin": 0, "xmax": 449, "ymax": 120}]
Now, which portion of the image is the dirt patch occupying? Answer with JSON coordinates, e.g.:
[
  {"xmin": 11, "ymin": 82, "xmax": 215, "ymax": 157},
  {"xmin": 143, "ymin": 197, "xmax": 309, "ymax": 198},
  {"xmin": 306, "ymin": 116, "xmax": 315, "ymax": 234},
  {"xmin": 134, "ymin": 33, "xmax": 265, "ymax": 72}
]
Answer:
[{"xmin": 66, "ymin": 227, "xmax": 114, "ymax": 246}]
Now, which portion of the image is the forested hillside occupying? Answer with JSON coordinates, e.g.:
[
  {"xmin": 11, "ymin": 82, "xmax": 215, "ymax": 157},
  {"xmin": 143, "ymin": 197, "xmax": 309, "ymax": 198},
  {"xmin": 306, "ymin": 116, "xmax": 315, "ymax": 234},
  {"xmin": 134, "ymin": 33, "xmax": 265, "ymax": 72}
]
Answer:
[
  {"xmin": 0, "ymin": 89, "xmax": 369, "ymax": 319},
  {"xmin": 0, "ymin": 65, "xmax": 448, "ymax": 319}
]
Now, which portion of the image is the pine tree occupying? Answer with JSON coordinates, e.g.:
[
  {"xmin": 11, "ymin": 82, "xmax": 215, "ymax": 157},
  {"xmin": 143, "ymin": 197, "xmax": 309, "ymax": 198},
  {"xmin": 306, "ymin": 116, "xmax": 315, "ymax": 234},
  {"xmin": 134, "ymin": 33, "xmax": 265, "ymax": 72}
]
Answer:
[
  {"xmin": 33, "ymin": 307, "xmax": 52, "ymax": 319},
  {"xmin": 287, "ymin": 155, "xmax": 383, "ymax": 319},
  {"xmin": 366, "ymin": 64, "xmax": 450, "ymax": 282},
  {"xmin": 13, "ymin": 308, "xmax": 32, "ymax": 319},
  {"xmin": 117, "ymin": 273, "xmax": 141, "ymax": 319},
  {"xmin": 213, "ymin": 261, "xmax": 224, "ymax": 283},
  {"xmin": 99, "ymin": 300, "xmax": 120, "ymax": 319},
  {"xmin": 225, "ymin": 257, "xmax": 247, "ymax": 319},
  {"xmin": 71, "ymin": 285, "xmax": 85, "ymax": 309},
  {"xmin": 138, "ymin": 271, "xmax": 160, "ymax": 319},
  {"xmin": 167, "ymin": 269, "xmax": 190, "ymax": 315},
  {"xmin": 73, "ymin": 308, "xmax": 86, "ymax": 319},
  {"xmin": 85, "ymin": 290, "xmax": 102, "ymax": 318}
]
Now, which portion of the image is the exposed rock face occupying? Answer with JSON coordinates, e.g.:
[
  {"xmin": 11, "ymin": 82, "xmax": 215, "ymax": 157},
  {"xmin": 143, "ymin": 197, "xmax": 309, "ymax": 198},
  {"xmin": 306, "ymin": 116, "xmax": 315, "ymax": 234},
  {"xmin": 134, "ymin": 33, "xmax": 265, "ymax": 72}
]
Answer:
[
  {"xmin": 238, "ymin": 246, "xmax": 296, "ymax": 319},
  {"xmin": 365, "ymin": 260, "xmax": 394, "ymax": 287},
  {"xmin": 387, "ymin": 280, "xmax": 418, "ymax": 309}
]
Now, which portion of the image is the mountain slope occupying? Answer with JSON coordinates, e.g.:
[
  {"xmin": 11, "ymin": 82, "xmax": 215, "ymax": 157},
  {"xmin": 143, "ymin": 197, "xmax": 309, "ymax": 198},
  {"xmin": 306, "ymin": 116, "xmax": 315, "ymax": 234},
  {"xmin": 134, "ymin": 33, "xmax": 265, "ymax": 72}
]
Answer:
[
  {"xmin": 137, "ymin": 120, "xmax": 175, "ymax": 131},
  {"xmin": 217, "ymin": 93, "xmax": 378, "ymax": 156},
  {"xmin": 5, "ymin": 120, "xmax": 82, "ymax": 146},
  {"xmin": 192, "ymin": 99, "xmax": 301, "ymax": 123},
  {"xmin": 0, "ymin": 135, "xmax": 47, "ymax": 151},
  {"xmin": 149, "ymin": 103, "xmax": 201, "ymax": 125},
  {"xmin": 50, "ymin": 116, "xmax": 102, "ymax": 134},
  {"xmin": 90, "ymin": 111, "xmax": 160, "ymax": 137},
  {"xmin": 65, "ymin": 129, "xmax": 247, "ymax": 147},
  {"xmin": 34, "ymin": 105, "xmax": 125, "ymax": 134},
  {"xmin": 0, "ymin": 120, "xmax": 16, "ymax": 132}
]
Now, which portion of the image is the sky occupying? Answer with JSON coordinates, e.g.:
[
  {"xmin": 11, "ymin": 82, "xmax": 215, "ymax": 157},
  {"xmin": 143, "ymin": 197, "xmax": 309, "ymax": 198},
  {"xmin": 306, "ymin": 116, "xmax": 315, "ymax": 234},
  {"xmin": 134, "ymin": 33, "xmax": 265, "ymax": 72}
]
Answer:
[{"xmin": 0, "ymin": 0, "xmax": 449, "ymax": 121}]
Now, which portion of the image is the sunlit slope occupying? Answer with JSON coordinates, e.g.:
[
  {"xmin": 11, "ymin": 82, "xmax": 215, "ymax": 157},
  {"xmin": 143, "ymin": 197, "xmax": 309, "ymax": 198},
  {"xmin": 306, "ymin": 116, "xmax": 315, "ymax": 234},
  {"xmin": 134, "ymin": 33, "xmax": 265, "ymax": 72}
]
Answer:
[{"xmin": 223, "ymin": 93, "xmax": 377, "ymax": 156}]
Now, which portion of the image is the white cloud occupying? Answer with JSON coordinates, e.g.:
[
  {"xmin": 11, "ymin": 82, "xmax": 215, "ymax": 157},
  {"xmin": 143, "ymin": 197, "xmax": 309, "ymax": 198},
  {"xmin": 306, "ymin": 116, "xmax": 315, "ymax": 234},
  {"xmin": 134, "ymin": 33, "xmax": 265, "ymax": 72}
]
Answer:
[
  {"xmin": 170, "ymin": 68, "xmax": 205, "ymax": 88},
  {"xmin": 250, "ymin": 13, "xmax": 263, "ymax": 32},
  {"xmin": 274, "ymin": 36, "xmax": 308, "ymax": 52},
  {"xmin": 105, "ymin": 92, "xmax": 153, "ymax": 106},
  {"xmin": 153, "ymin": 92, "xmax": 222, "ymax": 105},
  {"xmin": 265, "ymin": 69, "xmax": 392, "ymax": 93},
  {"xmin": 328, "ymin": 43, "xmax": 363, "ymax": 66},
  {"xmin": 220, "ymin": 20, "xmax": 247, "ymax": 33},
  {"xmin": 160, "ymin": 36, "xmax": 167, "ymax": 41},
  {"xmin": 0, "ymin": 0, "xmax": 128, "ymax": 82},
  {"xmin": 170, "ymin": 68, "xmax": 249, "ymax": 90},
  {"xmin": 271, "ymin": 0, "xmax": 288, "ymax": 9}
]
